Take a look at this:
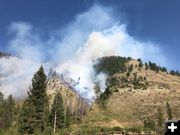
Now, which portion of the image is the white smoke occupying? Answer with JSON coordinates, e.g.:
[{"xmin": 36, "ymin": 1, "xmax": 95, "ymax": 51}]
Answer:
[
  {"xmin": 0, "ymin": 4, "xmax": 167, "ymax": 100},
  {"xmin": 0, "ymin": 57, "xmax": 40, "ymax": 97},
  {"xmin": 54, "ymin": 24, "xmax": 167, "ymax": 100},
  {"xmin": 55, "ymin": 26, "xmax": 126, "ymax": 99},
  {"xmin": 8, "ymin": 22, "xmax": 45, "ymax": 62}
]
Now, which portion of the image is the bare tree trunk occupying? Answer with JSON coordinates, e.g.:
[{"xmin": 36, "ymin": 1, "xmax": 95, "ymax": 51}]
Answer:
[{"xmin": 53, "ymin": 110, "xmax": 56, "ymax": 134}]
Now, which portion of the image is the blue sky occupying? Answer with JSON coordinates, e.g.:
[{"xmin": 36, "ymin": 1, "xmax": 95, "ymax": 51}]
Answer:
[{"xmin": 0, "ymin": 0, "xmax": 180, "ymax": 70}]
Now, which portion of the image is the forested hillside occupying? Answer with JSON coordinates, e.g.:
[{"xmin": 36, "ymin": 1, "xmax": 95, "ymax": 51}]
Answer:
[{"xmin": 0, "ymin": 56, "xmax": 180, "ymax": 135}]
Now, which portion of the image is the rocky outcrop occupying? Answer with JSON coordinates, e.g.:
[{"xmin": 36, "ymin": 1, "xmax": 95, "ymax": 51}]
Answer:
[{"xmin": 47, "ymin": 74, "xmax": 89, "ymax": 119}]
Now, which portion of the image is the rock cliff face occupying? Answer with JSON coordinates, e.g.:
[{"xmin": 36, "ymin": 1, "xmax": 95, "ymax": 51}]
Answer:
[{"xmin": 47, "ymin": 74, "xmax": 89, "ymax": 119}]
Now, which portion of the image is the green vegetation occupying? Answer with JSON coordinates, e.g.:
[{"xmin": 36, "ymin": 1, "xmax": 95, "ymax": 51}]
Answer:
[
  {"xmin": 77, "ymin": 126, "xmax": 123, "ymax": 135},
  {"xmin": 128, "ymin": 64, "xmax": 133, "ymax": 72},
  {"xmin": 157, "ymin": 107, "xmax": 164, "ymax": 127},
  {"xmin": 94, "ymin": 56, "xmax": 129, "ymax": 76},
  {"xmin": 166, "ymin": 102, "xmax": 173, "ymax": 120},
  {"xmin": 148, "ymin": 61, "xmax": 161, "ymax": 72},
  {"xmin": 97, "ymin": 86, "xmax": 112, "ymax": 108},
  {"xmin": 125, "ymin": 126, "xmax": 143, "ymax": 133},
  {"xmin": 148, "ymin": 61, "xmax": 180, "ymax": 75},
  {"xmin": 170, "ymin": 70, "xmax": 180, "ymax": 76},
  {"xmin": 143, "ymin": 117, "xmax": 156, "ymax": 131},
  {"xmin": 137, "ymin": 58, "xmax": 143, "ymax": 67},
  {"xmin": 64, "ymin": 107, "xmax": 71, "ymax": 127},
  {"xmin": 19, "ymin": 66, "xmax": 49, "ymax": 133},
  {"xmin": 94, "ymin": 56, "xmax": 180, "ymax": 77},
  {"xmin": 0, "ymin": 95, "xmax": 15, "ymax": 129},
  {"xmin": 1, "ymin": 56, "xmax": 180, "ymax": 134},
  {"xmin": 49, "ymin": 92, "xmax": 65, "ymax": 129},
  {"xmin": 161, "ymin": 67, "xmax": 167, "ymax": 72},
  {"xmin": 18, "ymin": 99, "xmax": 36, "ymax": 134},
  {"xmin": 95, "ymin": 56, "xmax": 150, "ymax": 105},
  {"xmin": 0, "ymin": 66, "xmax": 73, "ymax": 134},
  {"xmin": 132, "ymin": 73, "xmax": 148, "ymax": 89},
  {"xmin": 145, "ymin": 62, "xmax": 149, "ymax": 70}
]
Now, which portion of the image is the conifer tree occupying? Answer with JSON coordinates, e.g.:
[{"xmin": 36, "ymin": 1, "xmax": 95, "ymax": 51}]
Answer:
[
  {"xmin": 19, "ymin": 66, "xmax": 49, "ymax": 133},
  {"xmin": 145, "ymin": 62, "xmax": 148, "ymax": 70},
  {"xmin": 157, "ymin": 107, "xmax": 164, "ymax": 127},
  {"xmin": 166, "ymin": 102, "xmax": 173, "ymax": 120},
  {"xmin": 49, "ymin": 92, "xmax": 65, "ymax": 129},
  {"xmin": 28, "ymin": 66, "xmax": 49, "ymax": 131},
  {"xmin": 161, "ymin": 67, "xmax": 167, "ymax": 72},
  {"xmin": 18, "ymin": 99, "xmax": 36, "ymax": 134},
  {"xmin": 170, "ymin": 70, "xmax": 176, "ymax": 75},
  {"xmin": 0, "ymin": 92, "xmax": 3, "ymax": 103},
  {"xmin": 138, "ymin": 58, "xmax": 143, "ymax": 68},
  {"xmin": 3, "ymin": 95, "xmax": 15, "ymax": 128},
  {"xmin": 65, "ymin": 107, "xmax": 71, "ymax": 128},
  {"xmin": 128, "ymin": 64, "xmax": 133, "ymax": 72}
]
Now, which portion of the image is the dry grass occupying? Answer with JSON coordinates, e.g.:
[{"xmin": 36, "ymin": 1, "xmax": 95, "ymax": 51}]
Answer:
[{"xmin": 83, "ymin": 61, "xmax": 180, "ymax": 128}]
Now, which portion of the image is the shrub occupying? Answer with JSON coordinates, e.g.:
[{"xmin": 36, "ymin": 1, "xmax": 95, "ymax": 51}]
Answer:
[{"xmin": 143, "ymin": 117, "xmax": 156, "ymax": 131}]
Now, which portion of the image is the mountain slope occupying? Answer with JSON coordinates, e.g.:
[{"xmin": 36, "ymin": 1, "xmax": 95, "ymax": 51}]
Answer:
[
  {"xmin": 47, "ymin": 74, "xmax": 89, "ymax": 119},
  {"xmin": 83, "ymin": 58, "xmax": 180, "ymax": 130}
]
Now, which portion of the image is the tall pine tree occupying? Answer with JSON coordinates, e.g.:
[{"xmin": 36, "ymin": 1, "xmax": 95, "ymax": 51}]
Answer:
[
  {"xmin": 19, "ymin": 66, "xmax": 49, "ymax": 133},
  {"xmin": 49, "ymin": 92, "xmax": 65, "ymax": 130}
]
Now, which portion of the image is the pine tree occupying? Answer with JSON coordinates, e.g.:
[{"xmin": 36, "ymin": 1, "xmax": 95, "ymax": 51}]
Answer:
[
  {"xmin": 157, "ymin": 107, "xmax": 164, "ymax": 127},
  {"xmin": 29, "ymin": 66, "xmax": 49, "ymax": 131},
  {"xmin": 166, "ymin": 102, "xmax": 173, "ymax": 120},
  {"xmin": 0, "ymin": 92, "xmax": 3, "ymax": 103},
  {"xmin": 161, "ymin": 67, "xmax": 167, "ymax": 72},
  {"xmin": 170, "ymin": 70, "xmax": 176, "ymax": 75},
  {"xmin": 49, "ymin": 92, "xmax": 65, "ymax": 130},
  {"xmin": 3, "ymin": 95, "xmax": 15, "ymax": 128},
  {"xmin": 175, "ymin": 70, "xmax": 180, "ymax": 76},
  {"xmin": 18, "ymin": 99, "xmax": 36, "ymax": 134},
  {"xmin": 19, "ymin": 66, "xmax": 49, "ymax": 133},
  {"xmin": 128, "ymin": 64, "xmax": 133, "ymax": 72},
  {"xmin": 145, "ymin": 62, "xmax": 148, "ymax": 70},
  {"xmin": 65, "ymin": 107, "xmax": 71, "ymax": 128},
  {"xmin": 14, "ymin": 104, "xmax": 21, "ymax": 129}
]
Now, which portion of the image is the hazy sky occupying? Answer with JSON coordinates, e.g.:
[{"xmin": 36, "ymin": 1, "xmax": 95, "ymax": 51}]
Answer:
[{"xmin": 0, "ymin": 0, "xmax": 180, "ymax": 70}]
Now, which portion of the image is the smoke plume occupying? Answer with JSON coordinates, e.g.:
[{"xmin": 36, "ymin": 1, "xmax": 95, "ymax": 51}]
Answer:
[{"xmin": 0, "ymin": 4, "xmax": 166, "ymax": 100}]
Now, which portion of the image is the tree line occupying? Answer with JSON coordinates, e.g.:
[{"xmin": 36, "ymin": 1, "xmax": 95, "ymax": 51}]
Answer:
[
  {"xmin": 94, "ymin": 56, "xmax": 180, "ymax": 77},
  {"xmin": 94, "ymin": 56, "xmax": 131, "ymax": 76},
  {"xmin": 142, "ymin": 59, "xmax": 180, "ymax": 76}
]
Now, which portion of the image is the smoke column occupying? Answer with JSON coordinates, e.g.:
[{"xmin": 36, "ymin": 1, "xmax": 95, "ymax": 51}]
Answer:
[{"xmin": 0, "ymin": 4, "xmax": 166, "ymax": 100}]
